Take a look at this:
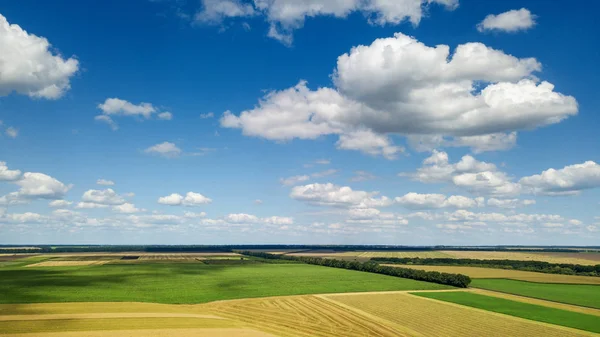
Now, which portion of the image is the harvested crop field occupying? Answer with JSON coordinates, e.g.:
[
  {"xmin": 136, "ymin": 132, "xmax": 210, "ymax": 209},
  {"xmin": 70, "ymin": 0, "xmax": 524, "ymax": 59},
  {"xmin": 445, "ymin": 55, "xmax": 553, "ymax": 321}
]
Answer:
[
  {"xmin": 327, "ymin": 292, "xmax": 591, "ymax": 337},
  {"xmin": 206, "ymin": 294, "xmax": 405, "ymax": 336},
  {"xmin": 440, "ymin": 250, "xmax": 600, "ymax": 265},
  {"xmin": 1, "ymin": 329, "xmax": 277, "ymax": 337},
  {"xmin": 286, "ymin": 250, "xmax": 452, "ymax": 259},
  {"xmin": 25, "ymin": 261, "xmax": 111, "ymax": 267},
  {"xmin": 383, "ymin": 264, "xmax": 600, "ymax": 284}
]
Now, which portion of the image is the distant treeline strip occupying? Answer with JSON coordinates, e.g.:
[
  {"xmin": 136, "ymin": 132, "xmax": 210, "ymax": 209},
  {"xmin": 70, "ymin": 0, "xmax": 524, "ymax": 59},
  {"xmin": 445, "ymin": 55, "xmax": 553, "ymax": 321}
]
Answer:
[
  {"xmin": 238, "ymin": 251, "xmax": 471, "ymax": 288},
  {"xmin": 371, "ymin": 258, "xmax": 600, "ymax": 277},
  {"xmin": 1, "ymin": 245, "xmax": 595, "ymax": 254}
]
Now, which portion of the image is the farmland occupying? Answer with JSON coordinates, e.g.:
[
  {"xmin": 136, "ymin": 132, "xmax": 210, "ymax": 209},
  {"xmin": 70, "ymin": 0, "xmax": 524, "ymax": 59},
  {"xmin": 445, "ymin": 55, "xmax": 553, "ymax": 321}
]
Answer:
[
  {"xmin": 439, "ymin": 250, "xmax": 600, "ymax": 266},
  {"xmin": 471, "ymin": 279, "xmax": 600, "ymax": 309},
  {"xmin": 384, "ymin": 264, "xmax": 600, "ymax": 284},
  {"xmin": 1, "ymin": 249, "xmax": 599, "ymax": 336},
  {"xmin": 0, "ymin": 262, "xmax": 450, "ymax": 304},
  {"xmin": 413, "ymin": 291, "xmax": 600, "ymax": 334}
]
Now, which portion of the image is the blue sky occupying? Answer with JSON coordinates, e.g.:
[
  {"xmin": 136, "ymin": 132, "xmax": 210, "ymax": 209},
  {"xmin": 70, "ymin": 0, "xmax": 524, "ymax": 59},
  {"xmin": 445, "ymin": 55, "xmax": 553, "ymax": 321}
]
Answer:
[{"xmin": 0, "ymin": 0, "xmax": 599, "ymax": 245}]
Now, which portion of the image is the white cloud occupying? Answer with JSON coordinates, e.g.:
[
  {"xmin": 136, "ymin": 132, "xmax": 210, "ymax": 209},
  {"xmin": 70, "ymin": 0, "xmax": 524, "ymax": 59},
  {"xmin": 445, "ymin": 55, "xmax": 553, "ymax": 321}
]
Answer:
[
  {"xmin": 519, "ymin": 161, "xmax": 600, "ymax": 196},
  {"xmin": 290, "ymin": 183, "xmax": 392, "ymax": 208},
  {"xmin": 263, "ymin": 216, "xmax": 294, "ymax": 225},
  {"xmin": 82, "ymin": 189, "xmax": 127, "ymax": 206},
  {"xmin": 225, "ymin": 213, "xmax": 259, "ymax": 223},
  {"xmin": 587, "ymin": 225, "xmax": 598, "ymax": 232},
  {"xmin": 315, "ymin": 159, "xmax": 330, "ymax": 165},
  {"xmin": 5, "ymin": 127, "xmax": 18, "ymax": 138},
  {"xmin": 94, "ymin": 115, "xmax": 118, "ymax": 131},
  {"xmin": 96, "ymin": 179, "xmax": 115, "ymax": 186},
  {"xmin": 157, "ymin": 112, "xmax": 173, "ymax": 120},
  {"xmin": 0, "ymin": 162, "xmax": 21, "ymax": 181},
  {"xmin": 194, "ymin": 0, "xmax": 256, "ymax": 25},
  {"xmin": 395, "ymin": 192, "xmax": 482, "ymax": 209},
  {"xmin": 336, "ymin": 129, "xmax": 403, "ymax": 159},
  {"xmin": 487, "ymin": 198, "xmax": 535, "ymax": 209},
  {"xmin": 14, "ymin": 172, "xmax": 71, "ymax": 199},
  {"xmin": 75, "ymin": 202, "xmax": 109, "ymax": 209},
  {"xmin": 5, "ymin": 212, "xmax": 45, "ymax": 223},
  {"xmin": 0, "ymin": 14, "xmax": 78, "ymax": 99},
  {"xmin": 311, "ymin": 169, "xmax": 338, "ymax": 178},
  {"xmin": 48, "ymin": 200, "xmax": 72, "ymax": 208},
  {"xmin": 200, "ymin": 112, "xmax": 215, "ymax": 119},
  {"xmin": 197, "ymin": 0, "xmax": 458, "ymax": 45},
  {"xmin": 184, "ymin": 211, "xmax": 207, "ymax": 218},
  {"xmin": 222, "ymin": 33, "xmax": 576, "ymax": 157},
  {"xmin": 158, "ymin": 192, "xmax": 212, "ymax": 206},
  {"xmin": 98, "ymin": 98, "xmax": 156, "ymax": 119},
  {"xmin": 350, "ymin": 170, "xmax": 376, "ymax": 182},
  {"xmin": 113, "ymin": 203, "xmax": 144, "ymax": 214},
  {"xmin": 280, "ymin": 175, "xmax": 310, "ymax": 186},
  {"xmin": 254, "ymin": 199, "xmax": 263, "ymax": 205},
  {"xmin": 477, "ymin": 8, "xmax": 536, "ymax": 33},
  {"xmin": 453, "ymin": 171, "xmax": 521, "ymax": 197},
  {"xmin": 144, "ymin": 142, "xmax": 182, "ymax": 158}
]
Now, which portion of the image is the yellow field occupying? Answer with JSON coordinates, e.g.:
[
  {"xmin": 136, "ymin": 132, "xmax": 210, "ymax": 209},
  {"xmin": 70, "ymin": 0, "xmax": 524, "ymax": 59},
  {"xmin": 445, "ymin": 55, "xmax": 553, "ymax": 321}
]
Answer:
[
  {"xmin": 287, "ymin": 251, "xmax": 451, "ymax": 259},
  {"xmin": 1, "ymin": 292, "xmax": 595, "ymax": 337},
  {"xmin": 383, "ymin": 265, "xmax": 600, "ymax": 285},
  {"xmin": 327, "ymin": 292, "xmax": 591, "ymax": 337},
  {"xmin": 25, "ymin": 261, "xmax": 111, "ymax": 267},
  {"xmin": 441, "ymin": 251, "xmax": 600, "ymax": 265}
]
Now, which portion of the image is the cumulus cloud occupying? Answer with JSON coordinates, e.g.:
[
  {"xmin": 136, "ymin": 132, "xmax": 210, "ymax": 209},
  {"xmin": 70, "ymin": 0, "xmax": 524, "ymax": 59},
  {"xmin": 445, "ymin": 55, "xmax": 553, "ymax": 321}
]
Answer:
[
  {"xmin": 477, "ymin": 8, "xmax": 536, "ymax": 33},
  {"xmin": 487, "ymin": 198, "xmax": 535, "ymax": 209},
  {"xmin": 144, "ymin": 142, "xmax": 182, "ymax": 158},
  {"xmin": 14, "ymin": 173, "xmax": 71, "ymax": 199},
  {"xmin": 158, "ymin": 192, "xmax": 212, "ymax": 206},
  {"xmin": 290, "ymin": 183, "xmax": 392, "ymax": 208},
  {"xmin": 113, "ymin": 203, "xmax": 144, "ymax": 214},
  {"xmin": 0, "ymin": 162, "xmax": 21, "ymax": 181},
  {"xmin": 519, "ymin": 161, "xmax": 600, "ymax": 196},
  {"xmin": 5, "ymin": 127, "xmax": 18, "ymax": 138},
  {"xmin": 157, "ymin": 112, "xmax": 173, "ymax": 120},
  {"xmin": 75, "ymin": 202, "xmax": 109, "ymax": 209},
  {"xmin": 195, "ymin": 0, "xmax": 457, "ymax": 45},
  {"xmin": 96, "ymin": 179, "xmax": 115, "ymax": 186},
  {"xmin": 95, "ymin": 98, "xmax": 172, "ymax": 129},
  {"xmin": 0, "ymin": 14, "xmax": 78, "ymax": 99},
  {"xmin": 222, "ymin": 33, "xmax": 576, "ymax": 157},
  {"xmin": 395, "ymin": 193, "xmax": 483, "ymax": 209},
  {"xmin": 81, "ymin": 189, "xmax": 127, "ymax": 206},
  {"xmin": 48, "ymin": 200, "xmax": 72, "ymax": 208}
]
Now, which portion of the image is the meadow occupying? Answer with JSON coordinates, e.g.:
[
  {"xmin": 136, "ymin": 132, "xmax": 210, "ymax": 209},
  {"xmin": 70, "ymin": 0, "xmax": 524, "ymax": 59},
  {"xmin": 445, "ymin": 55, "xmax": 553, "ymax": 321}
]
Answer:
[
  {"xmin": 413, "ymin": 291, "xmax": 600, "ymax": 334},
  {"xmin": 0, "ymin": 262, "xmax": 450, "ymax": 305},
  {"xmin": 471, "ymin": 279, "xmax": 600, "ymax": 309}
]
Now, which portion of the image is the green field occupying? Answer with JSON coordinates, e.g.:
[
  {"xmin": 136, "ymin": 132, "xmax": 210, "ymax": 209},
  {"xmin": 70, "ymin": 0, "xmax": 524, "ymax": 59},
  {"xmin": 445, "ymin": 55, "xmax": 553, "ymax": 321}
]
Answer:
[
  {"xmin": 413, "ymin": 291, "xmax": 600, "ymax": 334},
  {"xmin": 471, "ymin": 279, "xmax": 600, "ymax": 309},
  {"xmin": 0, "ymin": 263, "xmax": 450, "ymax": 304}
]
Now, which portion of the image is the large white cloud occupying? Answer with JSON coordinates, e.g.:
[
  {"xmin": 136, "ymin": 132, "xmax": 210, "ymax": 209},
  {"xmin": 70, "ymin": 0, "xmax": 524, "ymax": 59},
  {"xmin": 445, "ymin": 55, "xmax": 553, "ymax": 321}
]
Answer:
[
  {"xmin": 290, "ymin": 183, "xmax": 392, "ymax": 208},
  {"xmin": 0, "ymin": 14, "xmax": 78, "ymax": 99},
  {"xmin": 14, "ymin": 173, "xmax": 71, "ymax": 199},
  {"xmin": 222, "ymin": 33, "xmax": 577, "ymax": 157},
  {"xmin": 158, "ymin": 192, "xmax": 212, "ymax": 206},
  {"xmin": 477, "ymin": 8, "xmax": 536, "ymax": 33},
  {"xmin": 195, "ymin": 0, "xmax": 458, "ymax": 45},
  {"xmin": 519, "ymin": 161, "xmax": 600, "ymax": 195}
]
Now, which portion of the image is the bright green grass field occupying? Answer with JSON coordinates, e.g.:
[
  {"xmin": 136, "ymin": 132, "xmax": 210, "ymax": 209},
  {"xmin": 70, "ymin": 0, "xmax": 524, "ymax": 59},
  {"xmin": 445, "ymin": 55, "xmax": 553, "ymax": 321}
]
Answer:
[
  {"xmin": 0, "ymin": 263, "xmax": 450, "ymax": 304},
  {"xmin": 471, "ymin": 279, "xmax": 600, "ymax": 309},
  {"xmin": 413, "ymin": 291, "xmax": 600, "ymax": 334}
]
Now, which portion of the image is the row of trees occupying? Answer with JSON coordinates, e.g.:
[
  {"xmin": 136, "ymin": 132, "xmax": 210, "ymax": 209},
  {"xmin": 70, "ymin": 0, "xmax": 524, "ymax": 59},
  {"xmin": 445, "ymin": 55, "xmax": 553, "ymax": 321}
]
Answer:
[
  {"xmin": 238, "ymin": 251, "xmax": 471, "ymax": 288},
  {"xmin": 371, "ymin": 257, "xmax": 600, "ymax": 276}
]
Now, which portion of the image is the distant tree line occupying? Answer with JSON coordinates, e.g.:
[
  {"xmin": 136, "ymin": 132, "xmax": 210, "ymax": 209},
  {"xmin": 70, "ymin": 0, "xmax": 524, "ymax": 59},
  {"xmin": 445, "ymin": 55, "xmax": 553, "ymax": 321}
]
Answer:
[
  {"xmin": 237, "ymin": 251, "xmax": 471, "ymax": 288},
  {"xmin": 371, "ymin": 257, "xmax": 600, "ymax": 277}
]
